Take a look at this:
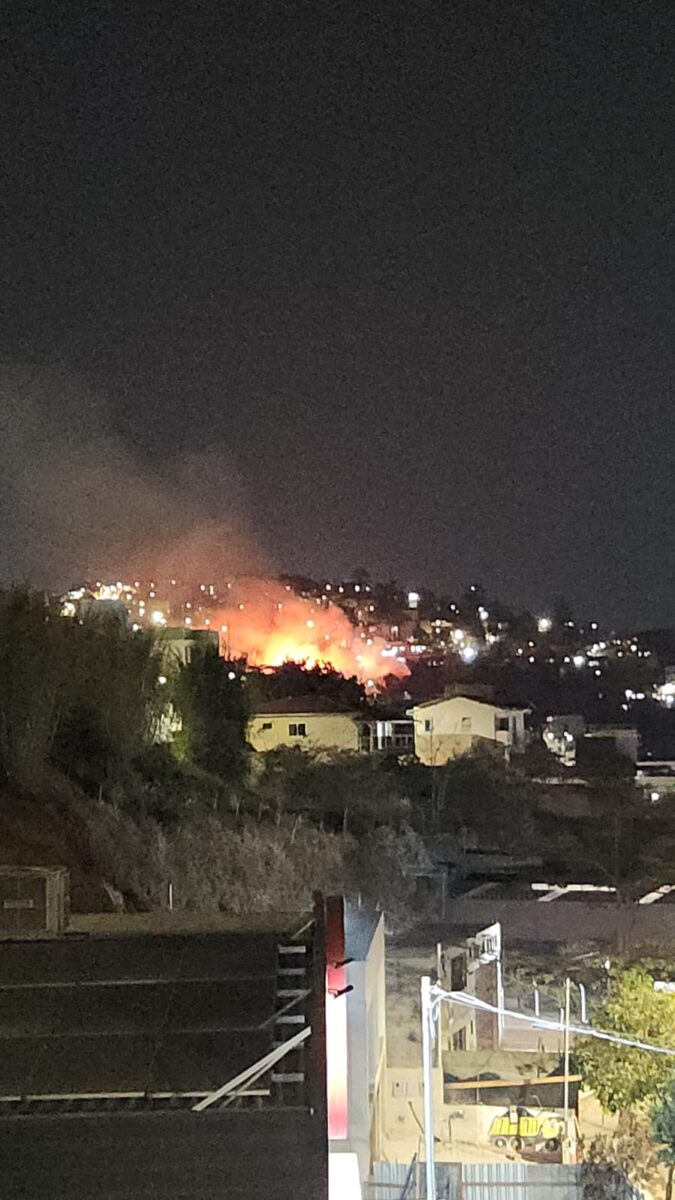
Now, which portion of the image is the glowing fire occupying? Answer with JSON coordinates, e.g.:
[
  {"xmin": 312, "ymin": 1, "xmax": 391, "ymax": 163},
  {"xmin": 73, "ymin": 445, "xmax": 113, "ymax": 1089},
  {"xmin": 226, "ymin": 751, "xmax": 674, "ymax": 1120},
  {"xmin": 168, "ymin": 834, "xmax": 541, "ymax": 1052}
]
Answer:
[{"xmin": 205, "ymin": 579, "xmax": 407, "ymax": 686}]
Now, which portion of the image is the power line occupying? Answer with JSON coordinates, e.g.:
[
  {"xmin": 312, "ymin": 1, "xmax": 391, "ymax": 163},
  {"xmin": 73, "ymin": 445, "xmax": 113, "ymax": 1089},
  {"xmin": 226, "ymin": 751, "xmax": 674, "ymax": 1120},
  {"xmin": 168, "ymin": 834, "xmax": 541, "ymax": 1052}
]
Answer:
[{"xmin": 431, "ymin": 985, "xmax": 675, "ymax": 1058}]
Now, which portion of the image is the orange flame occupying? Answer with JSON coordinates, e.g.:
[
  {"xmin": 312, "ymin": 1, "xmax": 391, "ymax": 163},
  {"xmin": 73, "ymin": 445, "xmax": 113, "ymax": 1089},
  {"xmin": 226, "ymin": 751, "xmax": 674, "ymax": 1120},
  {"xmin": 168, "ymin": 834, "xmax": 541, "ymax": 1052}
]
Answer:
[{"xmin": 203, "ymin": 579, "xmax": 408, "ymax": 686}]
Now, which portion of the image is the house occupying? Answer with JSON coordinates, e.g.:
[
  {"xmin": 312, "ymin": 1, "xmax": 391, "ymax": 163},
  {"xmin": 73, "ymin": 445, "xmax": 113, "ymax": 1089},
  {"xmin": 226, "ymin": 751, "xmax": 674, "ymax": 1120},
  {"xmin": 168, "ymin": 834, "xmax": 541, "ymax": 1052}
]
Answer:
[
  {"xmin": 248, "ymin": 696, "xmax": 363, "ymax": 752},
  {"xmin": 382, "ymin": 925, "xmax": 507, "ymax": 1170},
  {"xmin": 248, "ymin": 697, "xmax": 414, "ymax": 756},
  {"xmin": 162, "ymin": 626, "xmax": 219, "ymax": 667},
  {"xmin": 410, "ymin": 693, "xmax": 529, "ymax": 765}
]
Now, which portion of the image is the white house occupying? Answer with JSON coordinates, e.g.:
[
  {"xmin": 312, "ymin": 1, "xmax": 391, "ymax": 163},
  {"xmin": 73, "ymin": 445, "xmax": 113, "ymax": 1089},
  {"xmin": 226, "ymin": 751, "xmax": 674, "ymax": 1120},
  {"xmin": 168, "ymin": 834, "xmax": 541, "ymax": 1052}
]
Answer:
[{"xmin": 410, "ymin": 694, "xmax": 528, "ymax": 766}]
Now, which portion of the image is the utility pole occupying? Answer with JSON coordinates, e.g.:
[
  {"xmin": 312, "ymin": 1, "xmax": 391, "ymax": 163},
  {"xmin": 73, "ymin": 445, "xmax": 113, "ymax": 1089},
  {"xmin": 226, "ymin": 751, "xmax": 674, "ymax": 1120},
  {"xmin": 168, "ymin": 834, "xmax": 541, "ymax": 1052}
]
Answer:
[
  {"xmin": 421, "ymin": 976, "xmax": 436, "ymax": 1200},
  {"xmin": 563, "ymin": 977, "xmax": 571, "ymax": 1136}
]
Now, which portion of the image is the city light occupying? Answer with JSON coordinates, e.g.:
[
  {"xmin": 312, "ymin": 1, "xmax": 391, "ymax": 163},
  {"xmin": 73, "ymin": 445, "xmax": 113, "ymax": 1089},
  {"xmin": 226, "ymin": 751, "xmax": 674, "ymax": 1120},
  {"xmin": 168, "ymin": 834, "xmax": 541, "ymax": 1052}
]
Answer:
[
  {"xmin": 537, "ymin": 616, "xmax": 552, "ymax": 633},
  {"xmin": 460, "ymin": 643, "xmax": 478, "ymax": 663}
]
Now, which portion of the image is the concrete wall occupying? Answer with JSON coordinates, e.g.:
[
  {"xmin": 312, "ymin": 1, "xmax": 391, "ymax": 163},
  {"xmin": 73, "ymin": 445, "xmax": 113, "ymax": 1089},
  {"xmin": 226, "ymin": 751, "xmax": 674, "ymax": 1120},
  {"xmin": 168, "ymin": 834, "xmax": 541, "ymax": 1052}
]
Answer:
[
  {"xmin": 344, "ymin": 916, "xmax": 387, "ymax": 1186},
  {"xmin": 248, "ymin": 711, "xmax": 360, "ymax": 753},
  {"xmin": 433, "ymin": 897, "xmax": 675, "ymax": 947}
]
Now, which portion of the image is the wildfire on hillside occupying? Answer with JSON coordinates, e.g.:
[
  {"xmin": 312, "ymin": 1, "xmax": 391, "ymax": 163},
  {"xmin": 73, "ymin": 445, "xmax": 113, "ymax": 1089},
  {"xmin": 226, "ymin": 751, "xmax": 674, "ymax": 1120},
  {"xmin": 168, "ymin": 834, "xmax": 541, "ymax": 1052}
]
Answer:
[
  {"xmin": 206, "ymin": 579, "xmax": 408, "ymax": 687},
  {"xmin": 67, "ymin": 575, "xmax": 410, "ymax": 687}
]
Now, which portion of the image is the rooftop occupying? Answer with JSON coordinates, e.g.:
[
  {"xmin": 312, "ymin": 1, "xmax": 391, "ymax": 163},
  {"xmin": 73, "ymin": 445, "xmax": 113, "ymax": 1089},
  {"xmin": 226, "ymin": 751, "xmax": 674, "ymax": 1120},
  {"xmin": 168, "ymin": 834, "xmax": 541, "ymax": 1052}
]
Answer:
[
  {"xmin": 412, "ymin": 693, "xmax": 529, "ymax": 712},
  {"xmin": 251, "ymin": 695, "xmax": 358, "ymax": 715},
  {"xmin": 0, "ymin": 916, "xmax": 319, "ymax": 1114}
]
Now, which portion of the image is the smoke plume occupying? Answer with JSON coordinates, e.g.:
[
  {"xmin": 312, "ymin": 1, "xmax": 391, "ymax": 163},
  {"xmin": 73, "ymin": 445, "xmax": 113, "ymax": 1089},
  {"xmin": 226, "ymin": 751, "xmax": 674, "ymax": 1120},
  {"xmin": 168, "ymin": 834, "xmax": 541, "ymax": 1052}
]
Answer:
[{"xmin": 0, "ymin": 366, "xmax": 266, "ymax": 589}]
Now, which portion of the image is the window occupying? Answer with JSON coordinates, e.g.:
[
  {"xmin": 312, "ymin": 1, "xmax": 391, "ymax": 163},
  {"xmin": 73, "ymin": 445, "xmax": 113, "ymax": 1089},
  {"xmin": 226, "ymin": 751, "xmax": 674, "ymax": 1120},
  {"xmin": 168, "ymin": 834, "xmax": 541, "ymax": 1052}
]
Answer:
[
  {"xmin": 461, "ymin": 716, "xmax": 472, "ymax": 732},
  {"xmin": 496, "ymin": 716, "xmax": 510, "ymax": 732},
  {"xmin": 452, "ymin": 1028, "xmax": 467, "ymax": 1051},
  {"xmin": 424, "ymin": 718, "xmax": 433, "ymax": 732},
  {"xmin": 392, "ymin": 1079, "xmax": 410, "ymax": 1098},
  {"xmin": 288, "ymin": 723, "xmax": 307, "ymax": 737},
  {"xmin": 450, "ymin": 954, "xmax": 467, "ymax": 991},
  {"xmin": 261, "ymin": 722, "xmax": 272, "ymax": 731}
]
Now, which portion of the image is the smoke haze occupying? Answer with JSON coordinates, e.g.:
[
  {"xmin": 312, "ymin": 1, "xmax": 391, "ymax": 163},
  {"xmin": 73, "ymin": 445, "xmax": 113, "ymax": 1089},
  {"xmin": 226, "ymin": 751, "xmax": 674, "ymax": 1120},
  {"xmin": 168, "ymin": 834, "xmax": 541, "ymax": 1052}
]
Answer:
[{"xmin": 0, "ymin": 367, "xmax": 266, "ymax": 589}]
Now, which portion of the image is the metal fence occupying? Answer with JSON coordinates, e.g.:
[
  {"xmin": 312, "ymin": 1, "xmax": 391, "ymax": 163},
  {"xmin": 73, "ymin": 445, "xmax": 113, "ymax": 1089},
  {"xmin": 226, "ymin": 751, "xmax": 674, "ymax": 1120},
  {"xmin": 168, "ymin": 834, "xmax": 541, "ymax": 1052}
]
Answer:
[
  {"xmin": 368, "ymin": 1162, "xmax": 646, "ymax": 1200},
  {"xmin": 461, "ymin": 1163, "xmax": 581, "ymax": 1199}
]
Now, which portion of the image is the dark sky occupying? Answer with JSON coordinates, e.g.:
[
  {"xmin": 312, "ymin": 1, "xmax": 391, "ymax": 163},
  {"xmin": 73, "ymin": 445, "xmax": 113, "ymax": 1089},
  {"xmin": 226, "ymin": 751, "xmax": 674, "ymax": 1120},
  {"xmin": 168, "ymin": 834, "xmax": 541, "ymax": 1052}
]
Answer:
[{"xmin": 3, "ymin": 1, "xmax": 675, "ymax": 625}]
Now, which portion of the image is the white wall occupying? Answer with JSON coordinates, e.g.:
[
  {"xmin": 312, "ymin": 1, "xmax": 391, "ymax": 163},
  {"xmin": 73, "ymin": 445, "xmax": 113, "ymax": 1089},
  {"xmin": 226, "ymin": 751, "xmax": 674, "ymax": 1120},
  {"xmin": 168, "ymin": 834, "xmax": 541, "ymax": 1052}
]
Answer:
[
  {"xmin": 342, "ymin": 916, "xmax": 387, "ymax": 1187},
  {"xmin": 248, "ymin": 712, "xmax": 360, "ymax": 752},
  {"xmin": 412, "ymin": 697, "xmax": 525, "ymax": 765}
]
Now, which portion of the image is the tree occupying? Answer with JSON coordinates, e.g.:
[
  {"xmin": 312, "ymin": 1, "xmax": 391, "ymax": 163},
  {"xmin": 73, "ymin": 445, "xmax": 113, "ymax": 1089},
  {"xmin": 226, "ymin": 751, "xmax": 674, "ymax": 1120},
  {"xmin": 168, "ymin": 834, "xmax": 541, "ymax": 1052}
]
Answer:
[
  {"xmin": 576, "ymin": 968, "xmax": 675, "ymax": 1112},
  {"xmin": 373, "ymin": 579, "xmax": 405, "ymax": 623},
  {"xmin": 172, "ymin": 645, "xmax": 248, "ymax": 780},
  {"xmin": 651, "ymin": 1080, "xmax": 675, "ymax": 1199},
  {"xmin": 249, "ymin": 661, "xmax": 366, "ymax": 709},
  {"xmin": 648, "ymin": 1080, "xmax": 675, "ymax": 1200},
  {"xmin": 0, "ymin": 589, "xmax": 69, "ymax": 788},
  {"xmin": 583, "ymin": 1112, "xmax": 660, "ymax": 1199},
  {"xmin": 430, "ymin": 751, "xmax": 539, "ymax": 852},
  {"xmin": 250, "ymin": 747, "xmax": 411, "ymax": 834},
  {"xmin": 53, "ymin": 614, "xmax": 166, "ymax": 793}
]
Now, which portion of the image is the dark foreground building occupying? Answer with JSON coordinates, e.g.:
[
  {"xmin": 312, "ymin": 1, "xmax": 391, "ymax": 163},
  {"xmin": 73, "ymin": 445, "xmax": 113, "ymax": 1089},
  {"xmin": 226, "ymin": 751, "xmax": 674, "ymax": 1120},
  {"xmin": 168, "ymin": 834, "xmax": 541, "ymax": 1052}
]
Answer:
[{"xmin": 0, "ymin": 906, "xmax": 328, "ymax": 1199}]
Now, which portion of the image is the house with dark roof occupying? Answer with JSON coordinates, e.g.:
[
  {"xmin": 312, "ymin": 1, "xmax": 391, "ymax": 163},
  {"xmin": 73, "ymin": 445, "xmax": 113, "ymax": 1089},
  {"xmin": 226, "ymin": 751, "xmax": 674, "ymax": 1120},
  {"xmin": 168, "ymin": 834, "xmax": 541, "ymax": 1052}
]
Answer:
[{"xmin": 248, "ymin": 697, "xmax": 413, "ymax": 755}]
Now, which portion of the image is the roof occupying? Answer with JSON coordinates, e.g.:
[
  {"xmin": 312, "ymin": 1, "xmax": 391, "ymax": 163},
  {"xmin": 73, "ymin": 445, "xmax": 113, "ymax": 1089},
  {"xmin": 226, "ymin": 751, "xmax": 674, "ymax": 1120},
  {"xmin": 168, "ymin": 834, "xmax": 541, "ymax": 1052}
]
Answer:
[
  {"xmin": 0, "ymin": 915, "xmax": 329, "ymax": 1200},
  {"xmin": 0, "ymin": 921, "xmax": 320, "ymax": 1112},
  {"xmin": 251, "ymin": 696, "xmax": 358, "ymax": 716},
  {"xmin": 412, "ymin": 694, "xmax": 529, "ymax": 712}
]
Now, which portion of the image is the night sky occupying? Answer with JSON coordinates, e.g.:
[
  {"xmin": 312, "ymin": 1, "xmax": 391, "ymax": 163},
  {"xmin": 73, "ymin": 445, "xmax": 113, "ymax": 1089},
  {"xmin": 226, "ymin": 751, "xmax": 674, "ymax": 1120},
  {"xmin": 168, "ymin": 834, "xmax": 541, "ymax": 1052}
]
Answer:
[{"xmin": 3, "ymin": 2, "xmax": 675, "ymax": 626}]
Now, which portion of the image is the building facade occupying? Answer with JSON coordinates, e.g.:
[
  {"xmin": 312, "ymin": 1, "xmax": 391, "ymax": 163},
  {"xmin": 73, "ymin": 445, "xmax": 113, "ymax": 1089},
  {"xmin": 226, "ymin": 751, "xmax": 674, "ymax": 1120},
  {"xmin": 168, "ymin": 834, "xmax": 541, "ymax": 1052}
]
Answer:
[
  {"xmin": 248, "ymin": 699, "xmax": 413, "ymax": 756},
  {"xmin": 411, "ymin": 695, "xmax": 528, "ymax": 766},
  {"xmin": 248, "ymin": 698, "xmax": 362, "ymax": 752}
]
